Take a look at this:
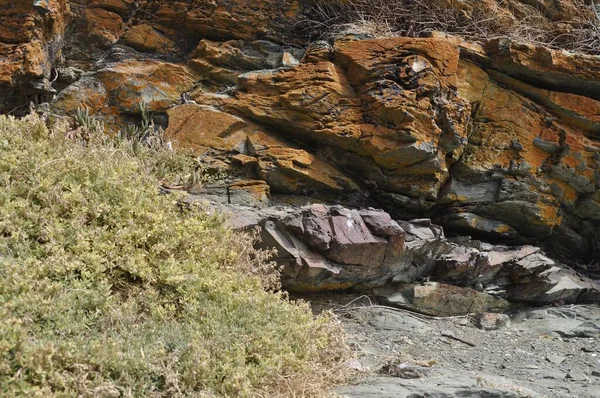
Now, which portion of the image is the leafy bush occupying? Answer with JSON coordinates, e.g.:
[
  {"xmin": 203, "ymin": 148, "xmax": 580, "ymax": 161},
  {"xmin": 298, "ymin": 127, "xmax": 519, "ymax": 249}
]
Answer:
[{"xmin": 0, "ymin": 114, "xmax": 350, "ymax": 397}]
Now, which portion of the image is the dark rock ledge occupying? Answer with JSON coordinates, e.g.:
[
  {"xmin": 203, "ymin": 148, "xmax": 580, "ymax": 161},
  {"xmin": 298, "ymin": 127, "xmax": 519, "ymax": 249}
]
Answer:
[{"xmin": 204, "ymin": 201, "xmax": 600, "ymax": 314}]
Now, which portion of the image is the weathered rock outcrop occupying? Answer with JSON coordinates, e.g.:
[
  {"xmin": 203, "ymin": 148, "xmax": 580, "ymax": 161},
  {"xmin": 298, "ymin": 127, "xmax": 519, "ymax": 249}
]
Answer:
[
  {"xmin": 167, "ymin": 34, "xmax": 600, "ymax": 272},
  {"xmin": 3, "ymin": 4, "xmax": 600, "ymax": 398},
  {"xmin": 0, "ymin": 0, "xmax": 70, "ymax": 111},
  {"xmin": 215, "ymin": 203, "xmax": 600, "ymax": 306},
  {"xmin": 1, "ymin": 0, "xmax": 599, "ymax": 278},
  {"xmin": 53, "ymin": 58, "xmax": 198, "ymax": 129},
  {"xmin": 223, "ymin": 38, "xmax": 470, "ymax": 203},
  {"xmin": 207, "ymin": 36, "xmax": 600, "ymax": 269}
]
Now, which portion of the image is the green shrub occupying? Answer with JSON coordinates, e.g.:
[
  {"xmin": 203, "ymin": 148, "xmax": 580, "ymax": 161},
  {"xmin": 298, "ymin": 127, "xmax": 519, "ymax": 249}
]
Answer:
[{"xmin": 0, "ymin": 114, "xmax": 350, "ymax": 397}]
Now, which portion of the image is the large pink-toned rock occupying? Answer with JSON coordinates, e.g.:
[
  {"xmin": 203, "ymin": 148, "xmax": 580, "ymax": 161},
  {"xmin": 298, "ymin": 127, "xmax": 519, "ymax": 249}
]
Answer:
[
  {"xmin": 257, "ymin": 204, "xmax": 408, "ymax": 291},
  {"xmin": 222, "ymin": 203, "xmax": 600, "ymax": 307}
]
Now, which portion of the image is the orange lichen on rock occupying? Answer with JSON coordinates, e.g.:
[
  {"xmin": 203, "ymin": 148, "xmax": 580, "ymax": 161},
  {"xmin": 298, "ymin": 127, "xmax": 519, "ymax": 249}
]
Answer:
[
  {"xmin": 164, "ymin": 103, "xmax": 358, "ymax": 196},
  {"xmin": 228, "ymin": 37, "xmax": 471, "ymax": 198},
  {"xmin": 229, "ymin": 180, "xmax": 271, "ymax": 202},
  {"xmin": 335, "ymin": 37, "xmax": 460, "ymax": 88},
  {"xmin": 536, "ymin": 202, "xmax": 563, "ymax": 228},
  {"xmin": 0, "ymin": 0, "xmax": 70, "ymax": 96},
  {"xmin": 82, "ymin": 7, "xmax": 123, "ymax": 47},
  {"xmin": 165, "ymin": 104, "xmax": 248, "ymax": 153},
  {"xmin": 122, "ymin": 24, "xmax": 177, "ymax": 54},
  {"xmin": 97, "ymin": 60, "xmax": 197, "ymax": 113}
]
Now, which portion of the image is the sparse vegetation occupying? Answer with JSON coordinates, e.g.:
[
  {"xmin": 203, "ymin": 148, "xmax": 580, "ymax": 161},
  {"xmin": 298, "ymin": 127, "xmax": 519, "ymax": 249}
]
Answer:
[
  {"xmin": 117, "ymin": 102, "xmax": 165, "ymax": 153},
  {"xmin": 310, "ymin": 0, "xmax": 600, "ymax": 54},
  {"xmin": 0, "ymin": 113, "xmax": 350, "ymax": 397},
  {"xmin": 74, "ymin": 104, "xmax": 211, "ymax": 192}
]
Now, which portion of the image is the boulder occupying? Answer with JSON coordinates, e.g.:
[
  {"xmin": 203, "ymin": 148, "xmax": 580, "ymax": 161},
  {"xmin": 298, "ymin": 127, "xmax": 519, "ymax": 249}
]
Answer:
[
  {"xmin": 257, "ymin": 204, "xmax": 408, "ymax": 291},
  {"xmin": 485, "ymin": 38, "xmax": 600, "ymax": 101},
  {"xmin": 214, "ymin": 202, "xmax": 600, "ymax": 306},
  {"xmin": 375, "ymin": 282, "xmax": 510, "ymax": 317},
  {"xmin": 81, "ymin": 7, "xmax": 123, "ymax": 48},
  {"xmin": 164, "ymin": 103, "xmax": 360, "ymax": 199},
  {"xmin": 476, "ymin": 313, "xmax": 511, "ymax": 330},
  {"xmin": 226, "ymin": 37, "xmax": 471, "ymax": 200},
  {"xmin": 122, "ymin": 24, "xmax": 177, "ymax": 55},
  {"xmin": 52, "ymin": 60, "xmax": 198, "ymax": 129},
  {"xmin": 165, "ymin": 104, "xmax": 248, "ymax": 153},
  {"xmin": 188, "ymin": 39, "xmax": 304, "ymax": 85}
]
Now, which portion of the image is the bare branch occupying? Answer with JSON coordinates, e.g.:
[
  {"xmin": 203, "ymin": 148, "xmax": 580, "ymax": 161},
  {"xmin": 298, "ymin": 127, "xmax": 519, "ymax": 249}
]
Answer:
[{"xmin": 308, "ymin": 0, "xmax": 600, "ymax": 54}]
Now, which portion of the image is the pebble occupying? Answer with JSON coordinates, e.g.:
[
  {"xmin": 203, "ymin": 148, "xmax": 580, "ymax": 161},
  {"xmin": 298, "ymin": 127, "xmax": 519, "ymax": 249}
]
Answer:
[
  {"xmin": 566, "ymin": 371, "xmax": 589, "ymax": 381},
  {"xmin": 476, "ymin": 313, "xmax": 511, "ymax": 330},
  {"xmin": 546, "ymin": 353, "xmax": 567, "ymax": 365}
]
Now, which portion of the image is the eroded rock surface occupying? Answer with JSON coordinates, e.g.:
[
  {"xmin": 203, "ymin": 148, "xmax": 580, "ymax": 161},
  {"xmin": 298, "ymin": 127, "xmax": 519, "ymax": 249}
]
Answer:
[
  {"xmin": 211, "ymin": 202, "xmax": 600, "ymax": 307},
  {"xmin": 326, "ymin": 299, "xmax": 600, "ymax": 398},
  {"xmin": 0, "ymin": 0, "xmax": 70, "ymax": 111},
  {"xmin": 190, "ymin": 35, "xmax": 599, "ymax": 270},
  {"xmin": 3, "ymin": 2, "xmax": 600, "ymax": 396},
  {"xmin": 215, "ymin": 36, "xmax": 600, "ymax": 268}
]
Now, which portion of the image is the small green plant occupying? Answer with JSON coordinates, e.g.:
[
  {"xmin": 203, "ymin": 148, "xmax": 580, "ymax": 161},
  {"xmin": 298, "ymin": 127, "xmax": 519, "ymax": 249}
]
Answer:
[
  {"xmin": 73, "ymin": 106, "xmax": 105, "ymax": 142},
  {"xmin": 117, "ymin": 101, "xmax": 166, "ymax": 153},
  {"xmin": 75, "ymin": 104, "xmax": 216, "ymax": 192},
  {"xmin": 0, "ymin": 113, "xmax": 351, "ymax": 397},
  {"xmin": 74, "ymin": 106, "xmax": 91, "ymax": 128}
]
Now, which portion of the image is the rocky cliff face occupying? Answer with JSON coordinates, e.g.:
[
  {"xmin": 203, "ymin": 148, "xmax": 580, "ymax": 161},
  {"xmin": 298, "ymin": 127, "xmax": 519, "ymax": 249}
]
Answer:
[
  {"xmin": 0, "ymin": 0, "xmax": 70, "ymax": 111},
  {"xmin": 2, "ymin": 0, "xmax": 599, "ymax": 280}
]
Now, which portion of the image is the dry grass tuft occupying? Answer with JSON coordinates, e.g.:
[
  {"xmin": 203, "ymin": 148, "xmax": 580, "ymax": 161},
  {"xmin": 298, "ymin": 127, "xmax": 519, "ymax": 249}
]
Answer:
[{"xmin": 309, "ymin": 0, "xmax": 600, "ymax": 54}]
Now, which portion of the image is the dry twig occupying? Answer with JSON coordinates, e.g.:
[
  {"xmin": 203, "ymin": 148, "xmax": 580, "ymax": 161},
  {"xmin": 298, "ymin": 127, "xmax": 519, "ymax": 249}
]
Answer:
[{"xmin": 306, "ymin": 0, "xmax": 600, "ymax": 54}]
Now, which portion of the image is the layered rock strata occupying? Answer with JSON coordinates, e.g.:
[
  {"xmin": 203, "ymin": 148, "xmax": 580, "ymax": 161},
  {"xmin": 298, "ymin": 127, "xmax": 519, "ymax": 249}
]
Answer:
[{"xmin": 216, "ymin": 203, "xmax": 600, "ymax": 307}]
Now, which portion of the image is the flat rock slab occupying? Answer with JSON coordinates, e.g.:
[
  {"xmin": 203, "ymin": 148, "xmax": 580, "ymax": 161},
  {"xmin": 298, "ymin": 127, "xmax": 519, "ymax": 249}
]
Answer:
[
  {"xmin": 331, "ymin": 300, "xmax": 600, "ymax": 398},
  {"xmin": 364, "ymin": 310, "xmax": 431, "ymax": 333},
  {"xmin": 375, "ymin": 282, "xmax": 509, "ymax": 316}
]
